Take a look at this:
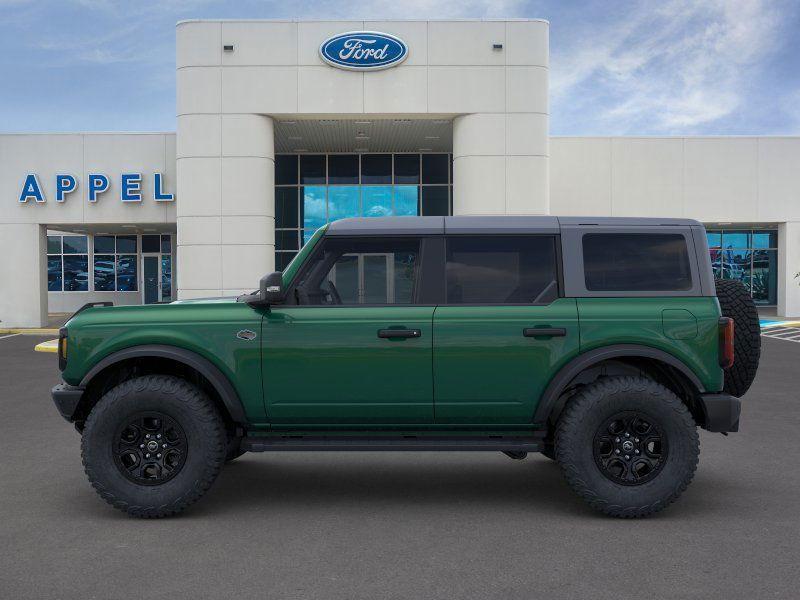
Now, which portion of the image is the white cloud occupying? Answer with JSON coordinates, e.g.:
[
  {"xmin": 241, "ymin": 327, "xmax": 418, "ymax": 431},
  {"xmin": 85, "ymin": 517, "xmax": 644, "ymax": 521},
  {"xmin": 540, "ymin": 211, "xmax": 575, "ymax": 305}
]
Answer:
[{"xmin": 551, "ymin": 0, "xmax": 791, "ymax": 133}]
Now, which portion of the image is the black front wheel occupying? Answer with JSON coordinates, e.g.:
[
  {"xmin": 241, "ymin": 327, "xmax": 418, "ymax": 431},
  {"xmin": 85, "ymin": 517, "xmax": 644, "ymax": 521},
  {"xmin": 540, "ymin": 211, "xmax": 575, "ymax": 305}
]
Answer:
[
  {"xmin": 82, "ymin": 375, "xmax": 226, "ymax": 518},
  {"xmin": 555, "ymin": 376, "xmax": 699, "ymax": 518}
]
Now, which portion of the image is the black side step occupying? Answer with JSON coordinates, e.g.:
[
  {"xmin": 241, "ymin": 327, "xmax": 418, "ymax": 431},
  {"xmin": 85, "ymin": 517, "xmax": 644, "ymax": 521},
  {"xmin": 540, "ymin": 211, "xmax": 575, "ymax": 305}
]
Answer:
[{"xmin": 241, "ymin": 435, "xmax": 543, "ymax": 452}]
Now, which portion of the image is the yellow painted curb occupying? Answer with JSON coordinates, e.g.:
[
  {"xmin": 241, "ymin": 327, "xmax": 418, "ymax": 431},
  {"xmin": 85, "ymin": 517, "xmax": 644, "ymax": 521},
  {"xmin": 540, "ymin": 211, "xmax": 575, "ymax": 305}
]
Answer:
[
  {"xmin": 0, "ymin": 328, "xmax": 60, "ymax": 335},
  {"xmin": 34, "ymin": 339, "xmax": 59, "ymax": 353}
]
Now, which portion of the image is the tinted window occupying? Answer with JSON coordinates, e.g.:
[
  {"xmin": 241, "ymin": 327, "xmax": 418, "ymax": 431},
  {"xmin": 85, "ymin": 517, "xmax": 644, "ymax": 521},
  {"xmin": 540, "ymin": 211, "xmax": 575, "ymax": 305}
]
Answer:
[
  {"xmin": 583, "ymin": 233, "xmax": 692, "ymax": 291},
  {"xmin": 328, "ymin": 155, "xmax": 358, "ymax": 184},
  {"xmin": 116, "ymin": 235, "xmax": 137, "ymax": 254},
  {"xmin": 421, "ymin": 186, "xmax": 448, "ymax": 216},
  {"xmin": 300, "ymin": 155, "xmax": 325, "ymax": 184},
  {"xmin": 296, "ymin": 238, "xmax": 420, "ymax": 305},
  {"xmin": 422, "ymin": 154, "xmax": 448, "ymax": 184},
  {"xmin": 141, "ymin": 234, "xmax": 160, "ymax": 253},
  {"xmin": 275, "ymin": 155, "xmax": 298, "ymax": 185},
  {"xmin": 394, "ymin": 154, "xmax": 419, "ymax": 184},
  {"xmin": 94, "ymin": 235, "xmax": 115, "ymax": 253},
  {"xmin": 446, "ymin": 236, "xmax": 558, "ymax": 304},
  {"xmin": 361, "ymin": 154, "xmax": 391, "ymax": 184},
  {"xmin": 62, "ymin": 235, "xmax": 87, "ymax": 254}
]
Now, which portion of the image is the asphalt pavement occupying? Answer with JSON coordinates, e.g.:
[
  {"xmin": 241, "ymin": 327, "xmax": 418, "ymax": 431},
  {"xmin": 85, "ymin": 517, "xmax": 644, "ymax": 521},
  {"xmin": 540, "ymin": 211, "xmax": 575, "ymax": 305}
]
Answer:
[{"xmin": 1, "ymin": 332, "xmax": 799, "ymax": 599}]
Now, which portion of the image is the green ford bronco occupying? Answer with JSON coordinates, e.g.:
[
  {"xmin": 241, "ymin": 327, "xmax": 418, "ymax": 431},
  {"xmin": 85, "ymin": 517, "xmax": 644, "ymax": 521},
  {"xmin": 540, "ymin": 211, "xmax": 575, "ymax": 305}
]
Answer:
[{"xmin": 52, "ymin": 216, "xmax": 761, "ymax": 518}]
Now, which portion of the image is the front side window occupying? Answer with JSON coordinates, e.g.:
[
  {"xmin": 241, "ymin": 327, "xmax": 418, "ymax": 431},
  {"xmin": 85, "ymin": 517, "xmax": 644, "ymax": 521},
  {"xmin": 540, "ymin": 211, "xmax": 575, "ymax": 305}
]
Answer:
[
  {"xmin": 445, "ymin": 236, "xmax": 558, "ymax": 304},
  {"xmin": 295, "ymin": 238, "xmax": 420, "ymax": 305},
  {"xmin": 583, "ymin": 233, "xmax": 692, "ymax": 292}
]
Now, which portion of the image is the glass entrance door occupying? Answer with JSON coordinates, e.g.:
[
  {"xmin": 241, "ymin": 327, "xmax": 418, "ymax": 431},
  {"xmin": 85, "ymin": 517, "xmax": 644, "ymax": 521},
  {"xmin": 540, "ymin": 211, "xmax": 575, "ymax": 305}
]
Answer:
[{"xmin": 142, "ymin": 255, "xmax": 160, "ymax": 304}]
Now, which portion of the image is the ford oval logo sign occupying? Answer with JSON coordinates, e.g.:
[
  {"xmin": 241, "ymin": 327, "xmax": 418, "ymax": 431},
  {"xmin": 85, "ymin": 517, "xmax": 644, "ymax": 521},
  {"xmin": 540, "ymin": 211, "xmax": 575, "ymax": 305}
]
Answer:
[{"xmin": 320, "ymin": 31, "xmax": 408, "ymax": 71}]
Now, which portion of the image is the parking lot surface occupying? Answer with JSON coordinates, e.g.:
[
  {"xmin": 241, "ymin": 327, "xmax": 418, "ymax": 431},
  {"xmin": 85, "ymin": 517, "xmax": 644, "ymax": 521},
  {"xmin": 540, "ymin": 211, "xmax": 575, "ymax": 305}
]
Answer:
[{"xmin": 1, "ymin": 333, "xmax": 799, "ymax": 599}]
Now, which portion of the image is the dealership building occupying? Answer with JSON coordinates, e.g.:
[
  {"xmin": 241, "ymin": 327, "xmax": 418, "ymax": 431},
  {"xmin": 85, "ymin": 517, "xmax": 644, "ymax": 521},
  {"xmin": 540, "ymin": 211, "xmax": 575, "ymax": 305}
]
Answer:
[{"xmin": 1, "ymin": 18, "xmax": 799, "ymax": 327}]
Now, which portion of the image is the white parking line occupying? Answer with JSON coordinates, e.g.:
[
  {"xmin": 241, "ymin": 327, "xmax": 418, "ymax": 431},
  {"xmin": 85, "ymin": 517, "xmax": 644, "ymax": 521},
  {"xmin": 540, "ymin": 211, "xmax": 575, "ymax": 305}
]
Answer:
[
  {"xmin": 0, "ymin": 333, "xmax": 21, "ymax": 341},
  {"xmin": 762, "ymin": 326, "xmax": 800, "ymax": 343}
]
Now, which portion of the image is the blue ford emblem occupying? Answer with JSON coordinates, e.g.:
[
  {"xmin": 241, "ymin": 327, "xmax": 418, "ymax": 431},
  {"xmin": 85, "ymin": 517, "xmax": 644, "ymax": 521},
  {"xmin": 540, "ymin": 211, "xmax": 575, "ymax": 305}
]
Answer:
[{"xmin": 320, "ymin": 31, "xmax": 408, "ymax": 71}]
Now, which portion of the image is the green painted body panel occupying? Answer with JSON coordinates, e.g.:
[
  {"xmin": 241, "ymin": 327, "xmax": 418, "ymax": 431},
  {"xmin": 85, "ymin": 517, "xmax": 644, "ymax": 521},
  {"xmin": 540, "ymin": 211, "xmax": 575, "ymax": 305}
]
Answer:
[
  {"xmin": 576, "ymin": 297, "xmax": 724, "ymax": 392},
  {"xmin": 262, "ymin": 306, "xmax": 434, "ymax": 423},
  {"xmin": 62, "ymin": 300, "xmax": 268, "ymax": 421},
  {"xmin": 432, "ymin": 299, "xmax": 580, "ymax": 423}
]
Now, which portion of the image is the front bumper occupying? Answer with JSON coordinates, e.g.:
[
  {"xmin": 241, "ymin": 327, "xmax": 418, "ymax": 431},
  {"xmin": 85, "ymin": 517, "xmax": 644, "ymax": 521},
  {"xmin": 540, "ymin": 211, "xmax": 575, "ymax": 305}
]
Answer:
[
  {"xmin": 699, "ymin": 393, "xmax": 741, "ymax": 432},
  {"xmin": 51, "ymin": 383, "xmax": 84, "ymax": 422}
]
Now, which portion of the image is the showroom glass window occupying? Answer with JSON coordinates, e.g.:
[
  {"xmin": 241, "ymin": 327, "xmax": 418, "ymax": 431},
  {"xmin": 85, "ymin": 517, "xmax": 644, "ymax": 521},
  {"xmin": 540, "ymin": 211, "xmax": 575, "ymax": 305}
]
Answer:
[
  {"xmin": 707, "ymin": 229, "xmax": 777, "ymax": 305},
  {"xmin": 274, "ymin": 153, "xmax": 453, "ymax": 270},
  {"xmin": 94, "ymin": 235, "xmax": 138, "ymax": 292},
  {"xmin": 47, "ymin": 235, "xmax": 89, "ymax": 291}
]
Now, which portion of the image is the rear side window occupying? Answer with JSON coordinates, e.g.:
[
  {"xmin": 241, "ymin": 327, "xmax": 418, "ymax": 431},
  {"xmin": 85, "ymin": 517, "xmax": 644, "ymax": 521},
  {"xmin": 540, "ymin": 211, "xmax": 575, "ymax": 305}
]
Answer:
[
  {"xmin": 582, "ymin": 233, "xmax": 692, "ymax": 291},
  {"xmin": 445, "ymin": 236, "xmax": 558, "ymax": 304}
]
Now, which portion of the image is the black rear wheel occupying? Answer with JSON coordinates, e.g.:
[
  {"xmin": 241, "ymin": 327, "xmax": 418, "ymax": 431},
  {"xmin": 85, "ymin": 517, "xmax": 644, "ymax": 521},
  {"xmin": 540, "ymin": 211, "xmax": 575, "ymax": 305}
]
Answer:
[
  {"xmin": 556, "ymin": 376, "xmax": 699, "ymax": 518},
  {"xmin": 82, "ymin": 375, "xmax": 226, "ymax": 518},
  {"xmin": 715, "ymin": 278, "xmax": 761, "ymax": 397}
]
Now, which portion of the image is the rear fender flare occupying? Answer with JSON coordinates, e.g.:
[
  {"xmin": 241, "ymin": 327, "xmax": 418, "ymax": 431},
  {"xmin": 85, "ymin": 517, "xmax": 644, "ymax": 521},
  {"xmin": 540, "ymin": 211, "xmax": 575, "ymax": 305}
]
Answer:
[{"xmin": 533, "ymin": 344, "xmax": 706, "ymax": 424}]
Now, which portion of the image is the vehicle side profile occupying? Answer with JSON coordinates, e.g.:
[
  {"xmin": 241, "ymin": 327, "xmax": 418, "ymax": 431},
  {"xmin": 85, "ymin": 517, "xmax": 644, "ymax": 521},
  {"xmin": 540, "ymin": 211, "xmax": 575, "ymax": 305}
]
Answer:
[{"xmin": 51, "ymin": 216, "xmax": 761, "ymax": 518}]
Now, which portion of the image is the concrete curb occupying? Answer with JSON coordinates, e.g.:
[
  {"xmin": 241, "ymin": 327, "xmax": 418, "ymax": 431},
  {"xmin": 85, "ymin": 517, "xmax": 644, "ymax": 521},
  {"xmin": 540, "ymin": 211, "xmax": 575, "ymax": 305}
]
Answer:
[{"xmin": 34, "ymin": 339, "xmax": 59, "ymax": 353}]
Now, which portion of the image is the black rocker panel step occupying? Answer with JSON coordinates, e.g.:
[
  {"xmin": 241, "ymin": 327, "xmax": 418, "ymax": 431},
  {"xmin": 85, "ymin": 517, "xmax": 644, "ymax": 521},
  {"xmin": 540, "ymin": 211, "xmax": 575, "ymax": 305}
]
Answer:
[{"xmin": 241, "ymin": 435, "xmax": 542, "ymax": 452}]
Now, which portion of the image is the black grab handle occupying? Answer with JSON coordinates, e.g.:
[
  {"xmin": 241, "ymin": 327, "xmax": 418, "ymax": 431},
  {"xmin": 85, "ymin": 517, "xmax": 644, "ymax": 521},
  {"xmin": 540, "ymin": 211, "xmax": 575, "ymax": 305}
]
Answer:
[
  {"xmin": 378, "ymin": 329, "xmax": 422, "ymax": 339},
  {"xmin": 523, "ymin": 327, "xmax": 567, "ymax": 338}
]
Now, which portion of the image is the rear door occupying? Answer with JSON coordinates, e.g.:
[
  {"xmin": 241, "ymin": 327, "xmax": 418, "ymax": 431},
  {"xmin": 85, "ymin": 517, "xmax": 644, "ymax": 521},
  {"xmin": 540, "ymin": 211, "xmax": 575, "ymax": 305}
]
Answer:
[
  {"xmin": 433, "ymin": 235, "xmax": 579, "ymax": 424},
  {"xmin": 262, "ymin": 235, "xmax": 435, "ymax": 424}
]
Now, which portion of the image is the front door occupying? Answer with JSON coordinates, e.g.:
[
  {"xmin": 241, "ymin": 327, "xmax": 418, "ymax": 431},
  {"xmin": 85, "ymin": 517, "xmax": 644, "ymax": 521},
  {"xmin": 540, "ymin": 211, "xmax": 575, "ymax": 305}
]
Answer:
[
  {"xmin": 262, "ymin": 236, "xmax": 435, "ymax": 424},
  {"xmin": 433, "ymin": 235, "xmax": 580, "ymax": 424}
]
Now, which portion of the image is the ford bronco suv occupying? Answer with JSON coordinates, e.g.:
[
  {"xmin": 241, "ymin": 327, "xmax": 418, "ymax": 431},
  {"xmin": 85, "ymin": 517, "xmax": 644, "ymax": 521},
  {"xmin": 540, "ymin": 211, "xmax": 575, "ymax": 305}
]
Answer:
[{"xmin": 51, "ymin": 216, "xmax": 760, "ymax": 518}]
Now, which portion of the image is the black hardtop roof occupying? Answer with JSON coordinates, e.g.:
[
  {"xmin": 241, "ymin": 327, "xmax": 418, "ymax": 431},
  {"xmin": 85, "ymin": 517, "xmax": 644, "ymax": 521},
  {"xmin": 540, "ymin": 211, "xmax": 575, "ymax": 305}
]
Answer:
[{"xmin": 325, "ymin": 216, "xmax": 702, "ymax": 236}]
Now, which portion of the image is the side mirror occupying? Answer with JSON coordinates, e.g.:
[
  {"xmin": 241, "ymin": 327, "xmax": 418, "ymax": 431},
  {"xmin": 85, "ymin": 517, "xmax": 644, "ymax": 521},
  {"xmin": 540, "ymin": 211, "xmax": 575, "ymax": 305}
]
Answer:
[
  {"xmin": 260, "ymin": 271, "xmax": 284, "ymax": 304},
  {"xmin": 239, "ymin": 271, "xmax": 283, "ymax": 306}
]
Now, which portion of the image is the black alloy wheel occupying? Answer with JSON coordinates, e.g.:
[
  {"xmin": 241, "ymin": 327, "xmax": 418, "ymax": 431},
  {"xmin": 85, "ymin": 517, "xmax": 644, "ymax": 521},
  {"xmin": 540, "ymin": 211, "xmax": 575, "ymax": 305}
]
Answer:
[
  {"xmin": 114, "ymin": 412, "xmax": 187, "ymax": 485},
  {"xmin": 593, "ymin": 411, "xmax": 667, "ymax": 485}
]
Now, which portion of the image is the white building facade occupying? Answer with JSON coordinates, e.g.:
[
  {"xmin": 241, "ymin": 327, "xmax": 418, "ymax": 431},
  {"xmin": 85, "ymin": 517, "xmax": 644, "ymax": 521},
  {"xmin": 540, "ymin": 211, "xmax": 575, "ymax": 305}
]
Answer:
[{"xmin": 1, "ymin": 19, "xmax": 799, "ymax": 327}]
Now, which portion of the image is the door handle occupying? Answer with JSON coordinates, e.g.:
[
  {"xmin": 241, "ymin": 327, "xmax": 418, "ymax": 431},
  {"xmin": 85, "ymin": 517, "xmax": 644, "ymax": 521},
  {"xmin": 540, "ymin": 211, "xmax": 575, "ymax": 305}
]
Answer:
[
  {"xmin": 378, "ymin": 329, "xmax": 422, "ymax": 339},
  {"xmin": 523, "ymin": 327, "xmax": 567, "ymax": 338}
]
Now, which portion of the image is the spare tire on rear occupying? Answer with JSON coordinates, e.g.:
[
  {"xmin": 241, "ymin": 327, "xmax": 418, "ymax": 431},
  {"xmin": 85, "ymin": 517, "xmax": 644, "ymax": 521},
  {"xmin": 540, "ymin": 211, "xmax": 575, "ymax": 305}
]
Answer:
[{"xmin": 715, "ymin": 279, "xmax": 761, "ymax": 397}]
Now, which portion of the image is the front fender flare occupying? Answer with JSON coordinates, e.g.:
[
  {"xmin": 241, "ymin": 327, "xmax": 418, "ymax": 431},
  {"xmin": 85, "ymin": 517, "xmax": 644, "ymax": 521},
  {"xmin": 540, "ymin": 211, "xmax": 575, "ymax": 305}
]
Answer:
[
  {"xmin": 533, "ymin": 344, "xmax": 706, "ymax": 424},
  {"xmin": 79, "ymin": 344, "xmax": 247, "ymax": 424}
]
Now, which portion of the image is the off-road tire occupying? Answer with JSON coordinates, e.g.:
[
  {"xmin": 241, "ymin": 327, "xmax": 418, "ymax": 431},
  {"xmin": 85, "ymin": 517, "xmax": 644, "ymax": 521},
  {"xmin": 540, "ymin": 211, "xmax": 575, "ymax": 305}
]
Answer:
[
  {"xmin": 555, "ymin": 376, "xmax": 699, "ymax": 518},
  {"xmin": 715, "ymin": 278, "xmax": 761, "ymax": 397},
  {"xmin": 81, "ymin": 375, "xmax": 226, "ymax": 518}
]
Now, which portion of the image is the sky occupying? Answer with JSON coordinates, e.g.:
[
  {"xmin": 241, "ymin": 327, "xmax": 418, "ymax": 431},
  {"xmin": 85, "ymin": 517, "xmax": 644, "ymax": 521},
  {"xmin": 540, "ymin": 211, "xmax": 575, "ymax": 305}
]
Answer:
[{"xmin": 0, "ymin": 0, "xmax": 798, "ymax": 135}]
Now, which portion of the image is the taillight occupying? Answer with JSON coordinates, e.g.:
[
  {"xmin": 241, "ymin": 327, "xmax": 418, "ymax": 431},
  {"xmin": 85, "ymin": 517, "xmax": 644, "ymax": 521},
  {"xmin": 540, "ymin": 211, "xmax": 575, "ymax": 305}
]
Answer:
[
  {"xmin": 718, "ymin": 317, "xmax": 734, "ymax": 369},
  {"xmin": 58, "ymin": 327, "xmax": 68, "ymax": 371}
]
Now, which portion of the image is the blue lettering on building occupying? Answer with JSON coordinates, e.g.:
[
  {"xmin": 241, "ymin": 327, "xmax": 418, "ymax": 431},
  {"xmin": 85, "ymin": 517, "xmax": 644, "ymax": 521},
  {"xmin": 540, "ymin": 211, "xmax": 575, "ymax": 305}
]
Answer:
[
  {"xmin": 19, "ymin": 174, "xmax": 45, "ymax": 203},
  {"xmin": 55, "ymin": 174, "xmax": 77, "ymax": 202},
  {"xmin": 121, "ymin": 173, "xmax": 142, "ymax": 202},
  {"xmin": 153, "ymin": 173, "xmax": 174, "ymax": 202},
  {"xmin": 17, "ymin": 173, "xmax": 175, "ymax": 204},
  {"xmin": 320, "ymin": 31, "xmax": 408, "ymax": 70},
  {"xmin": 87, "ymin": 174, "xmax": 109, "ymax": 203}
]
